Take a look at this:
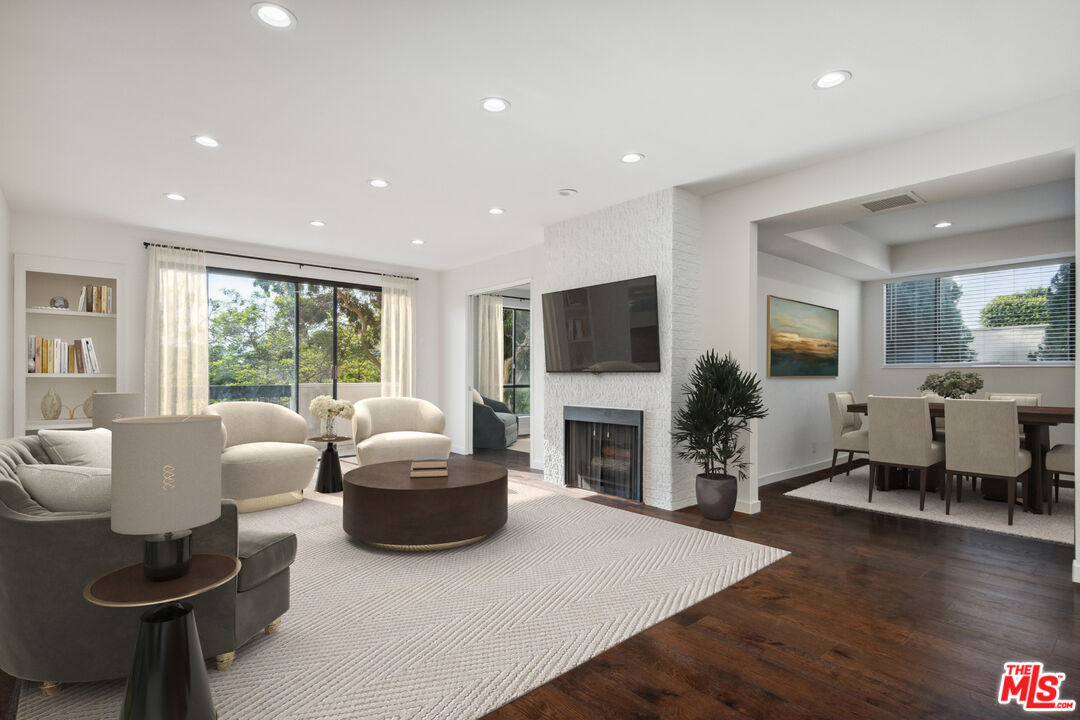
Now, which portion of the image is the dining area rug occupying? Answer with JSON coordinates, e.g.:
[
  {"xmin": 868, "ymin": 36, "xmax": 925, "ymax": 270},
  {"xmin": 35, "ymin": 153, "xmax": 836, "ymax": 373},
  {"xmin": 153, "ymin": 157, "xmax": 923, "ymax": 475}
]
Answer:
[
  {"xmin": 18, "ymin": 481, "xmax": 787, "ymax": 719},
  {"xmin": 786, "ymin": 467, "xmax": 1074, "ymax": 545}
]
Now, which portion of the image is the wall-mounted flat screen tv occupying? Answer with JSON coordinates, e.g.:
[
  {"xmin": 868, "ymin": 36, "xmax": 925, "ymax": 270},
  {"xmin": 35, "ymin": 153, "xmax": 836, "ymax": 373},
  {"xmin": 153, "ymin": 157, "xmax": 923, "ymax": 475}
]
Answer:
[{"xmin": 542, "ymin": 275, "xmax": 661, "ymax": 373}]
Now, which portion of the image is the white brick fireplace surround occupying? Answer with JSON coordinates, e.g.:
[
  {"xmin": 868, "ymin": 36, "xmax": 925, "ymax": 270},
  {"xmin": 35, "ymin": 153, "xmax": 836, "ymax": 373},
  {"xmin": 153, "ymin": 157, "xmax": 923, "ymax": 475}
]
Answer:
[{"xmin": 542, "ymin": 189, "xmax": 702, "ymax": 510}]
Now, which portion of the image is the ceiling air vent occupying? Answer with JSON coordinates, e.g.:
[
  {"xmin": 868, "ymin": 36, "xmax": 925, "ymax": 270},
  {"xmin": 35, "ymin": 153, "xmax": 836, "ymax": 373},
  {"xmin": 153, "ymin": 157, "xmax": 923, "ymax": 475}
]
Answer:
[{"xmin": 860, "ymin": 191, "xmax": 925, "ymax": 213}]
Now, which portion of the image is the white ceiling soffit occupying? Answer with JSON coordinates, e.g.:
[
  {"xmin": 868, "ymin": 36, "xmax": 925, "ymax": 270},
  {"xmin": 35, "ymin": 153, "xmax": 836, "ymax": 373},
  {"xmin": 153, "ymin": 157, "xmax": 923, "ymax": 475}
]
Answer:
[{"xmin": 2, "ymin": 3, "xmax": 1080, "ymax": 270}]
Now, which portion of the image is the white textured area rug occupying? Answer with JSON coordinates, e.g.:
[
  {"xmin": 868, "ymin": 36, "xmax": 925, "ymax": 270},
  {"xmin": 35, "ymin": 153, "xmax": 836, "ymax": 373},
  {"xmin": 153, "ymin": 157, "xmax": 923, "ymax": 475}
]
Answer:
[
  {"xmin": 19, "ymin": 482, "xmax": 786, "ymax": 720},
  {"xmin": 786, "ymin": 467, "xmax": 1075, "ymax": 545}
]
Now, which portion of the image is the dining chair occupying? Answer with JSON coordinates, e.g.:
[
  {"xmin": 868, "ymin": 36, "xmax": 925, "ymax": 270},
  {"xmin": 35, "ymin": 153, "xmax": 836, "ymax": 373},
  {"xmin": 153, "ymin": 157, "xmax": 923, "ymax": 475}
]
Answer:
[
  {"xmin": 985, "ymin": 392, "xmax": 1041, "ymax": 439},
  {"xmin": 921, "ymin": 390, "xmax": 947, "ymax": 441},
  {"xmin": 943, "ymin": 398, "xmax": 1031, "ymax": 525},
  {"xmin": 867, "ymin": 396, "xmax": 944, "ymax": 509},
  {"xmin": 1043, "ymin": 443, "xmax": 1073, "ymax": 515},
  {"xmin": 828, "ymin": 392, "xmax": 868, "ymax": 480}
]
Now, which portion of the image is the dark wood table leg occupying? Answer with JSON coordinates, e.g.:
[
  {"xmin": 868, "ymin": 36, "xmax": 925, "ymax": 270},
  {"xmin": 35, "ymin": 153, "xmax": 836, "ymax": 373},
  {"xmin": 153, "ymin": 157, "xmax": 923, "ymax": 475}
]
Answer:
[
  {"xmin": 1024, "ymin": 423, "xmax": 1048, "ymax": 515},
  {"xmin": 316, "ymin": 442, "xmax": 343, "ymax": 493}
]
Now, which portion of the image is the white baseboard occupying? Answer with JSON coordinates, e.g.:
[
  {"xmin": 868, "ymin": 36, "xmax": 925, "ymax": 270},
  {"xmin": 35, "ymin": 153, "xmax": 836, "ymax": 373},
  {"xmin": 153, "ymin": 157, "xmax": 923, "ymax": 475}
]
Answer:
[
  {"xmin": 735, "ymin": 499, "xmax": 761, "ymax": 515},
  {"xmin": 759, "ymin": 459, "xmax": 834, "ymax": 487},
  {"xmin": 451, "ymin": 445, "xmax": 469, "ymax": 456},
  {"xmin": 1073, "ymin": 559, "xmax": 1080, "ymax": 584}
]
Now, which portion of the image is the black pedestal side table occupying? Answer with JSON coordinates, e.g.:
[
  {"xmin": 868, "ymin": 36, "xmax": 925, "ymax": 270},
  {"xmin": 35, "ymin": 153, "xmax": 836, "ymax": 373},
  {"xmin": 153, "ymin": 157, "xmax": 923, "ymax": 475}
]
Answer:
[
  {"xmin": 310, "ymin": 435, "xmax": 352, "ymax": 493},
  {"xmin": 83, "ymin": 553, "xmax": 241, "ymax": 720}
]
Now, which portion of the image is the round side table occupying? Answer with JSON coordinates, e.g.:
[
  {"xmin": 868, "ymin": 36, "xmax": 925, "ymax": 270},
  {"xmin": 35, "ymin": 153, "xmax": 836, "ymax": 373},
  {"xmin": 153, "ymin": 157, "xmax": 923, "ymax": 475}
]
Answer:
[
  {"xmin": 84, "ymin": 553, "xmax": 241, "ymax": 720},
  {"xmin": 309, "ymin": 435, "xmax": 352, "ymax": 493}
]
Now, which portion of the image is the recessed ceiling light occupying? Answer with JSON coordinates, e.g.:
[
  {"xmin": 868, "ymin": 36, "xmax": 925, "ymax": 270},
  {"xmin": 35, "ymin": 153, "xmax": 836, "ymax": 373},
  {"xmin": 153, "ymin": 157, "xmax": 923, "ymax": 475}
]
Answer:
[
  {"xmin": 813, "ymin": 70, "xmax": 852, "ymax": 89},
  {"xmin": 558, "ymin": 188, "xmax": 579, "ymax": 196},
  {"xmin": 163, "ymin": 192, "xmax": 185, "ymax": 201},
  {"xmin": 309, "ymin": 220, "xmax": 326, "ymax": 227},
  {"xmin": 481, "ymin": 97, "xmax": 510, "ymax": 113},
  {"xmin": 933, "ymin": 221, "xmax": 953, "ymax": 229},
  {"xmin": 411, "ymin": 238, "xmax": 425, "ymax": 245},
  {"xmin": 620, "ymin": 153, "xmax": 645, "ymax": 164},
  {"xmin": 369, "ymin": 178, "xmax": 390, "ymax": 188},
  {"xmin": 488, "ymin": 207, "xmax": 505, "ymax": 215},
  {"xmin": 251, "ymin": 2, "xmax": 296, "ymax": 29},
  {"xmin": 192, "ymin": 135, "xmax": 220, "ymax": 148}
]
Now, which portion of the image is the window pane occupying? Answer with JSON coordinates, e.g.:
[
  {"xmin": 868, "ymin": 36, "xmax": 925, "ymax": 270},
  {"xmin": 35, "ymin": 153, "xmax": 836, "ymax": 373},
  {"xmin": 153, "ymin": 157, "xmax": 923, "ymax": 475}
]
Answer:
[
  {"xmin": 208, "ymin": 273, "xmax": 296, "ymax": 407},
  {"xmin": 514, "ymin": 388, "xmax": 530, "ymax": 415},
  {"xmin": 514, "ymin": 309, "xmax": 530, "ymax": 349},
  {"xmin": 502, "ymin": 387, "xmax": 515, "ymax": 413},
  {"xmin": 514, "ymin": 347, "xmax": 530, "ymax": 385},
  {"xmin": 884, "ymin": 262, "xmax": 1075, "ymax": 366},
  {"xmin": 336, "ymin": 287, "xmax": 381, "ymax": 383}
]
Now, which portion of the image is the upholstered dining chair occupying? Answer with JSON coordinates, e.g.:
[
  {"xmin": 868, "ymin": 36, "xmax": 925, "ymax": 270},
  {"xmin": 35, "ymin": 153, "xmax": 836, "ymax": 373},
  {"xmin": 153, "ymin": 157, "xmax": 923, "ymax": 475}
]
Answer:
[
  {"xmin": 867, "ymin": 396, "xmax": 944, "ymax": 509},
  {"xmin": 827, "ymin": 392, "xmax": 868, "ymax": 480},
  {"xmin": 943, "ymin": 399, "xmax": 1031, "ymax": 525},
  {"xmin": 985, "ymin": 392, "xmax": 1041, "ymax": 439},
  {"xmin": 1044, "ymin": 443, "xmax": 1073, "ymax": 515}
]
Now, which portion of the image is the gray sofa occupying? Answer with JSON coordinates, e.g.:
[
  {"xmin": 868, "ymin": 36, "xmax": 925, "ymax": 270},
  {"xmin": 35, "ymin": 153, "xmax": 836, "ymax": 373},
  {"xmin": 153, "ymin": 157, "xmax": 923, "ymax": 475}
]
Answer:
[
  {"xmin": 472, "ymin": 392, "xmax": 519, "ymax": 449},
  {"xmin": 0, "ymin": 436, "xmax": 295, "ymax": 693}
]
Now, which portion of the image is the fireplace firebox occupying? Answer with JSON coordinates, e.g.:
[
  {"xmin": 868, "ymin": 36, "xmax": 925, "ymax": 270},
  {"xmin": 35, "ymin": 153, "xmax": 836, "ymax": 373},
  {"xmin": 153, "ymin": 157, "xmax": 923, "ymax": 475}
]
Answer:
[{"xmin": 563, "ymin": 406, "xmax": 643, "ymax": 502}]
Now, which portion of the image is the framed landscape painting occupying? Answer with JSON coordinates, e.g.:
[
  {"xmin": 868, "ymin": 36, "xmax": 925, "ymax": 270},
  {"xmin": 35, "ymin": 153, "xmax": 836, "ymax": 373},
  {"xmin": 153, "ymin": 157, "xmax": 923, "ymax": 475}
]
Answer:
[{"xmin": 767, "ymin": 296, "xmax": 838, "ymax": 377}]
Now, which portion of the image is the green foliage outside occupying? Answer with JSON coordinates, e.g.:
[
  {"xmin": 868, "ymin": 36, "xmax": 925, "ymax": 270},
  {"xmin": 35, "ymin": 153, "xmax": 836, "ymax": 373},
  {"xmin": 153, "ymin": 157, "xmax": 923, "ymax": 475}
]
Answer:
[
  {"xmin": 501, "ymin": 307, "xmax": 531, "ymax": 414},
  {"xmin": 1030, "ymin": 263, "xmax": 1076, "ymax": 361},
  {"xmin": 209, "ymin": 278, "xmax": 380, "ymax": 405},
  {"xmin": 979, "ymin": 287, "xmax": 1049, "ymax": 327},
  {"xmin": 885, "ymin": 276, "xmax": 975, "ymax": 363}
]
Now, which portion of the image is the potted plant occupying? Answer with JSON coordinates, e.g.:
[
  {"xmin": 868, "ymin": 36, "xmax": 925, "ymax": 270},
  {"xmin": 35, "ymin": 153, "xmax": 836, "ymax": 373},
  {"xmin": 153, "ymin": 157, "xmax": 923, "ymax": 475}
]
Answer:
[
  {"xmin": 672, "ymin": 350, "xmax": 768, "ymax": 521},
  {"xmin": 918, "ymin": 370, "xmax": 984, "ymax": 399}
]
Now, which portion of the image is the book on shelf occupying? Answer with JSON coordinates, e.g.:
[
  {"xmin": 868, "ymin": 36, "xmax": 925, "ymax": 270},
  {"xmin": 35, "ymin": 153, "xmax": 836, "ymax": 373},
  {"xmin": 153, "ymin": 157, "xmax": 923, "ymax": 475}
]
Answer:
[
  {"xmin": 76, "ymin": 284, "xmax": 114, "ymax": 313},
  {"xmin": 27, "ymin": 335, "xmax": 100, "ymax": 374}
]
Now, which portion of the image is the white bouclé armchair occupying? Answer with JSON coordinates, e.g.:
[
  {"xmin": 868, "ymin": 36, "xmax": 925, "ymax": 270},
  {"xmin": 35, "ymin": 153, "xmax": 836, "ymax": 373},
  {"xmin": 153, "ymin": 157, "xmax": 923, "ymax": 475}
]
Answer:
[{"xmin": 351, "ymin": 397, "xmax": 451, "ymax": 466}]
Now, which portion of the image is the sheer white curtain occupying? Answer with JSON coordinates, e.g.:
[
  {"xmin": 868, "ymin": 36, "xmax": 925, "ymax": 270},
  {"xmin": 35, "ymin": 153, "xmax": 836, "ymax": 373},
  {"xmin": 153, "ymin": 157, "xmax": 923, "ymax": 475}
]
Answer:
[
  {"xmin": 144, "ymin": 246, "xmax": 209, "ymax": 415},
  {"xmin": 380, "ymin": 275, "xmax": 416, "ymax": 397},
  {"xmin": 475, "ymin": 294, "xmax": 504, "ymax": 400}
]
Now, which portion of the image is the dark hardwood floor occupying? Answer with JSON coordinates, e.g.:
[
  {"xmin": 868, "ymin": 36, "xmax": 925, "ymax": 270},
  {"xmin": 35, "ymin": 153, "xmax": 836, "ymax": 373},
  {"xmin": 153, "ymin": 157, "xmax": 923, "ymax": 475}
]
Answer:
[
  {"xmin": 483, "ymin": 460, "xmax": 1080, "ymax": 720},
  {"xmin": 471, "ymin": 446, "xmax": 534, "ymax": 472}
]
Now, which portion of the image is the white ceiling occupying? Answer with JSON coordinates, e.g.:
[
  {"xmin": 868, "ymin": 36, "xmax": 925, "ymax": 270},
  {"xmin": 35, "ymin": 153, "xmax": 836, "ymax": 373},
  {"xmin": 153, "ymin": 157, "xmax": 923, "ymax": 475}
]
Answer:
[
  {"xmin": 844, "ymin": 179, "xmax": 1075, "ymax": 246},
  {"xmin": 2, "ymin": 1, "xmax": 1080, "ymax": 270}
]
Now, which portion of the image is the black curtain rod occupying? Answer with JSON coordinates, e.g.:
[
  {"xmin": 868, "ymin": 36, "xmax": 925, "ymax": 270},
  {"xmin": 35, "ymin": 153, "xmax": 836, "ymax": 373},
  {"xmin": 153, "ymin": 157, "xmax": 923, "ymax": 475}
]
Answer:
[{"xmin": 142, "ymin": 241, "xmax": 420, "ymax": 281}]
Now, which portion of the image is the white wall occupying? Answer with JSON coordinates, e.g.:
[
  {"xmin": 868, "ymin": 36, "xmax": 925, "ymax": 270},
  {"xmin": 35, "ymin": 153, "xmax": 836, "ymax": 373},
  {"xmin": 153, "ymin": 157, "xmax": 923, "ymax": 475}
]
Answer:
[
  {"xmin": 0, "ymin": 187, "xmax": 11, "ymax": 437},
  {"xmin": 757, "ymin": 252, "xmax": 862, "ymax": 484},
  {"xmin": 8, "ymin": 210, "xmax": 441, "ymax": 407},
  {"xmin": 701, "ymin": 92, "xmax": 1080, "ymax": 519},
  {"xmin": 438, "ymin": 244, "xmax": 544, "ymax": 469},
  {"xmin": 859, "ymin": 278, "xmax": 1075, "ymax": 446},
  {"xmin": 543, "ymin": 188, "xmax": 702, "ymax": 510}
]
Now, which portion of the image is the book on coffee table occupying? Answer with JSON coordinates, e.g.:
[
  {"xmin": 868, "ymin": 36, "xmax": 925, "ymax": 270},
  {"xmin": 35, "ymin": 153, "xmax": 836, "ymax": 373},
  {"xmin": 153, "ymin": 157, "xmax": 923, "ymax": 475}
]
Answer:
[{"xmin": 410, "ymin": 453, "xmax": 449, "ymax": 478}]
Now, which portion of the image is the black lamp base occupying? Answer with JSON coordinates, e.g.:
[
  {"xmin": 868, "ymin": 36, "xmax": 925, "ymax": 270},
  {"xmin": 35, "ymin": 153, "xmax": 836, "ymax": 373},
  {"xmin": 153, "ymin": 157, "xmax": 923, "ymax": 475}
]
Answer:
[
  {"xmin": 123, "ymin": 601, "xmax": 216, "ymax": 720},
  {"xmin": 143, "ymin": 533, "xmax": 191, "ymax": 582}
]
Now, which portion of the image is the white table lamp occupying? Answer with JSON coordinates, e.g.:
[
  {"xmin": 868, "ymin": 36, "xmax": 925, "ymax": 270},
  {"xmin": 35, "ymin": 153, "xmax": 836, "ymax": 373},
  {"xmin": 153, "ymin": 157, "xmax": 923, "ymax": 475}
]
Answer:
[{"xmin": 111, "ymin": 415, "xmax": 222, "ymax": 581}]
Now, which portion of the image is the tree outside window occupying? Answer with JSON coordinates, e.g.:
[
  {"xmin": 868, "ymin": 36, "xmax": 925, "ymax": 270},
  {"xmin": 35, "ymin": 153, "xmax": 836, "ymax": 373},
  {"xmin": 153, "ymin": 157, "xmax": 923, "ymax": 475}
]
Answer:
[{"xmin": 502, "ymin": 307, "xmax": 530, "ymax": 414}]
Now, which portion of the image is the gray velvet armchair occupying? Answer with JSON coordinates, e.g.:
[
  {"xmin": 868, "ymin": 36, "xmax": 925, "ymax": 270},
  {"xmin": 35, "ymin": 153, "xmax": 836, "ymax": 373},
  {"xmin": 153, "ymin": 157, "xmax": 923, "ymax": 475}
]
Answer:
[
  {"xmin": 472, "ymin": 392, "xmax": 519, "ymax": 449},
  {"xmin": 0, "ymin": 437, "xmax": 294, "ymax": 695}
]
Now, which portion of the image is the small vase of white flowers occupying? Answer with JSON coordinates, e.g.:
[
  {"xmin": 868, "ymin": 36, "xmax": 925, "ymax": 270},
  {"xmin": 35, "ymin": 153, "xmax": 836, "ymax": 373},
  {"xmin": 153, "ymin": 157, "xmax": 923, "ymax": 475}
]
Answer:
[{"xmin": 309, "ymin": 395, "xmax": 355, "ymax": 438}]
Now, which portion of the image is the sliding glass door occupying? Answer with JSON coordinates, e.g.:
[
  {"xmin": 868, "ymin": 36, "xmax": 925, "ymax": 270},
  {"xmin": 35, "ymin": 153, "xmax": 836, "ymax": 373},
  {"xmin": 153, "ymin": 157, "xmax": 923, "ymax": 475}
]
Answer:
[{"xmin": 208, "ymin": 270, "xmax": 381, "ymax": 448}]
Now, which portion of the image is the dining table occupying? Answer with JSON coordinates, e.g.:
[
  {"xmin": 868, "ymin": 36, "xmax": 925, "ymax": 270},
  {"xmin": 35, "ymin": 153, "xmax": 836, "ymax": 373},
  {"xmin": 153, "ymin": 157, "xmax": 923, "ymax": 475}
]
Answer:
[{"xmin": 846, "ymin": 402, "xmax": 1074, "ymax": 515}]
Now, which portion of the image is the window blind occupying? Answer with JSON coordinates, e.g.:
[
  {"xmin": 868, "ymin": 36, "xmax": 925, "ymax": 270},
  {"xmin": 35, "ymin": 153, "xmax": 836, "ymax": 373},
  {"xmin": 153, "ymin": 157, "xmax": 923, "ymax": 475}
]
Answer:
[{"xmin": 884, "ymin": 261, "xmax": 1075, "ymax": 366}]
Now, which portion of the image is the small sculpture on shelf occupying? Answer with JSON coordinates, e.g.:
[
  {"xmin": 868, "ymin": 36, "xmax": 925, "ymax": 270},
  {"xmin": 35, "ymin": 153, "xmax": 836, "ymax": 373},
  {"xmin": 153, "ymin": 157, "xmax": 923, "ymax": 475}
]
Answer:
[
  {"xmin": 49, "ymin": 296, "xmax": 69, "ymax": 309},
  {"xmin": 41, "ymin": 388, "xmax": 62, "ymax": 421}
]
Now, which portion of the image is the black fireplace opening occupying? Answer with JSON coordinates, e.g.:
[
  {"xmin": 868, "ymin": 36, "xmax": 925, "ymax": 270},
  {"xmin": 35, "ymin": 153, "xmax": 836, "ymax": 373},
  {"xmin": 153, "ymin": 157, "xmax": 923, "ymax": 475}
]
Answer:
[{"xmin": 564, "ymin": 406, "xmax": 643, "ymax": 502}]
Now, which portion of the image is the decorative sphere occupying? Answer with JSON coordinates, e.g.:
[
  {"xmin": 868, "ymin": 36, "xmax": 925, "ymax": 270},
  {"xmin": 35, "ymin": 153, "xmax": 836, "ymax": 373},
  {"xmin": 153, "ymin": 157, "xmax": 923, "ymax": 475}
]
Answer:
[{"xmin": 49, "ymin": 296, "xmax": 69, "ymax": 309}]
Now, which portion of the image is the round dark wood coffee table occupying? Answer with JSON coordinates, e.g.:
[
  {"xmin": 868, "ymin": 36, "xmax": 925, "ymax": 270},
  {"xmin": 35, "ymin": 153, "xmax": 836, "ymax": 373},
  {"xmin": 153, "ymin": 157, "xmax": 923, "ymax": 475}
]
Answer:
[{"xmin": 343, "ymin": 459, "xmax": 507, "ymax": 551}]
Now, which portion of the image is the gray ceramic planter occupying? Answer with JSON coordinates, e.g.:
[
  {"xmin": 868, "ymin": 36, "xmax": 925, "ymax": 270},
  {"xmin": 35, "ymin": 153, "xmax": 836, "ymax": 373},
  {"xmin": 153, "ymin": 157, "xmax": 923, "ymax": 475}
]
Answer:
[{"xmin": 696, "ymin": 474, "xmax": 738, "ymax": 520}]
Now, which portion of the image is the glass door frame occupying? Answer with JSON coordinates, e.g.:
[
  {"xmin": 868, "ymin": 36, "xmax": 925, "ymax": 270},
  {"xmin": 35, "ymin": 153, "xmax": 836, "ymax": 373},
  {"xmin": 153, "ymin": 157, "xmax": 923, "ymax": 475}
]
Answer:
[{"xmin": 207, "ymin": 266, "xmax": 381, "ymax": 411}]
